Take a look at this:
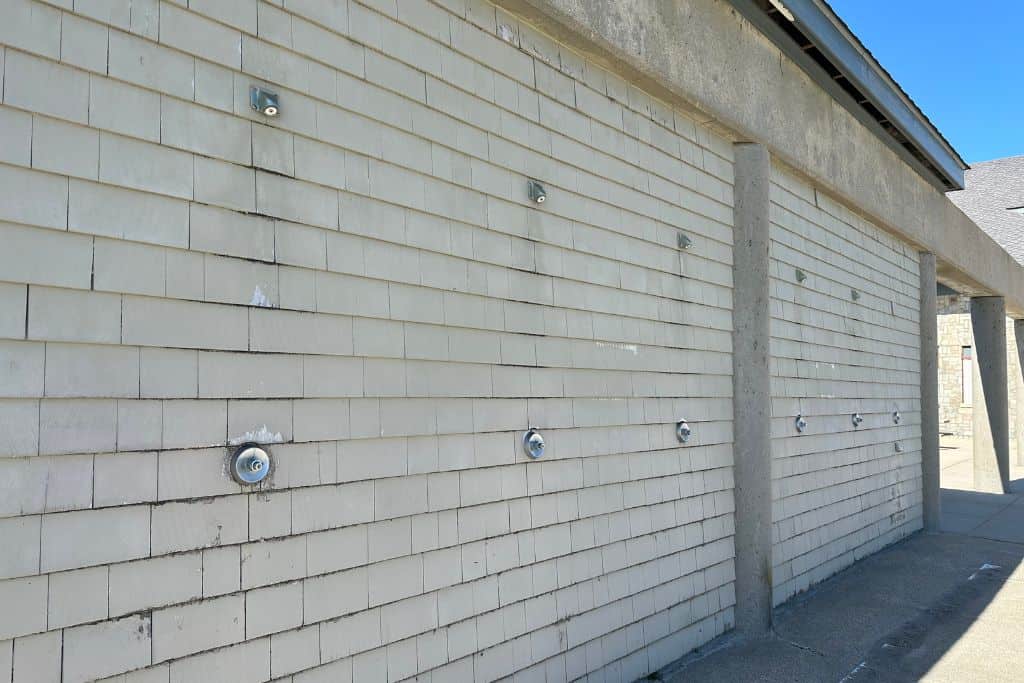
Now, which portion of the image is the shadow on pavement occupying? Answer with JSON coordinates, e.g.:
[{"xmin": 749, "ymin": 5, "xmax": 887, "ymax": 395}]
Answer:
[{"xmin": 941, "ymin": 487, "xmax": 1024, "ymax": 542}]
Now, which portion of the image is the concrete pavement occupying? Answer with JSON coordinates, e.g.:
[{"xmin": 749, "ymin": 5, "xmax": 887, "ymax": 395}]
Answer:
[
  {"xmin": 654, "ymin": 436, "xmax": 1024, "ymax": 682},
  {"xmin": 941, "ymin": 436, "xmax": 1024, "ymax": 542}
]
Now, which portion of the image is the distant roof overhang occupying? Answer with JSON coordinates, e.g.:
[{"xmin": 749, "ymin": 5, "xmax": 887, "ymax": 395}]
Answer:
[{"xmin": 726, "ymin": 0, "xmax": 967, "ymax": 191}]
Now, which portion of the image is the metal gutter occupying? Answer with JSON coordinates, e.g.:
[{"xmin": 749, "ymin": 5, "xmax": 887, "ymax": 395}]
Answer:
[{"xmin": 726, "ymin": 0, "xmax": 966, "ymax": 191}]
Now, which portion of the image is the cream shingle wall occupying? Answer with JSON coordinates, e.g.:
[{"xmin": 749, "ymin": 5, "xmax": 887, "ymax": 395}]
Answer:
[
  {"xmin": 769, "ymin": 166, "xmax": 923, "ymax": 604},
  {"xmin": 0, "ymin": 0, "xmax": 737, "ymax": 681}
]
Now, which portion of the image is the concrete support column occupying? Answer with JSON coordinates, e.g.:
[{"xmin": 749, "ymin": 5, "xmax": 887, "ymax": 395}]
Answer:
[
  {"xmin": 971, "ymin": 297, "xmax": 1010, "ymax": 493},
  {"xmin": 1014, "ymin": 320, "xmax": 1024, "ymax": 467},
  {"xmin": 731, "ymin": 142, "xmax": 772, "ymax": 635},
  {"xmin": 918, "ymin": 253, "xmax": 940, "ymax": 530}
]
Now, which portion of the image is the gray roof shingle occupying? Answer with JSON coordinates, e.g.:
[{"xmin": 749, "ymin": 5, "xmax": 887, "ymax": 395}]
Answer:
[{"xmin": 947, "ymin": 155, "xmax": 1024, "ymax": 265}]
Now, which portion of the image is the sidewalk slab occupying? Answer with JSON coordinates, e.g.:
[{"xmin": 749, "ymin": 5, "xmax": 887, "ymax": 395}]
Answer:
[{"xmin": 658, "ymin": 489, "xmax": 1024, "ymax": 683}]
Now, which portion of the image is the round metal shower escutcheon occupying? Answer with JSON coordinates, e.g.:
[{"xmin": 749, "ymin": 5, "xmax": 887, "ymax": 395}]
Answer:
[
  {"xmin": 231, "ymin": 444, "xmax": 272, "ymax": 484},
  {"xmin": 675, "ymin": 420, "xmax": 692, "ymax": 443},
  {"xmin": 522, "ymin": 429, "xmax": 545, "ymax": 459}
]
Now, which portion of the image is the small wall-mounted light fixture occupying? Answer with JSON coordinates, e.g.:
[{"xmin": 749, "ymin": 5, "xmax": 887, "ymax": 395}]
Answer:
[
  {"xmin": 852, "ymin": 413, "xmax": 864, "ymax": 428},
  {"xmin": 851, "ymin": 289, "xmax": 860, "ymax": 301},
  {"xmin": 675, "ymin": 420, "xmax": 692, "ymax": 444},
  {"xmin": 677, "ymin": 233, "xmax": 693, "ymax": 250},
  {"xmin": 795, "ymin": 269, "xmax": 807, "ymax": 283},
  {"xmin": 250, "ymin": 87, "xmax": 280, "ymax": 117},
  {"xmin": 893, "ymin": 410, "xmax": 901, "ymax": 425},
  {"xmin": 527, "ymin": 179, "xmax": 546, "ymax": 204},
  {"xmin": 522, "ymin": 428, "xmax": 545, "ymax": 459},
  {"xmin": 230, "ymin": 443, "xmax": 272, "ymax": 484},
  {"xmin": 895, "ymin": 442, "xmax": 904, "ymax": 453},
  {"xmin": 795, "ymin": 414, "xmax": 808, "ymax": 433}
]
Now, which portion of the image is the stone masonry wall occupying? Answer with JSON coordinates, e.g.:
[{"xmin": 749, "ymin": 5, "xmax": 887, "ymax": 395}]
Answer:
[
  {"xmin": 936, "ymin": 296, "xmax": 972, "ymax": 437},
  {"xmin": 936, "ymin": 295, "xmax": 1021, "ymax": 454},
  {"xmin": 0, "ymin": 1, "xmax": 737, "ymax": 681},
  {"xmin": 768, "ymin": 165, "xmax": 923, "ymax": 604}
]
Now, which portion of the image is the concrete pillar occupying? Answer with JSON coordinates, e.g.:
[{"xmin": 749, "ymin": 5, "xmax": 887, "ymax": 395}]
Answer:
[
  {"xmin": 731, "ymin": 142, "xmax": 772, "ymax": 635},
  {"xmin": 971, "ymin": 297, "xmax": 1010, "ymax": 493},
  {"xmin": 1014, "ymin": 320, "xmax": 1024, "ymax": 467},
  {"xmin": 918, "ymin": 253, "xmax": 940, "ymax": 530}
]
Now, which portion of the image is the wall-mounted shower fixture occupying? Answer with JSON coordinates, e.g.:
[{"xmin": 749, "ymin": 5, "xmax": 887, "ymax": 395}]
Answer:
[
  {"xmin": 230, "ymin": 443, "xmax": 272, "ymax": 484},
  {"xmin": 795, "ymin": 414, "xmax": 808, "ymax": 433},
  {"xmin": 527, "ymin": 179, "xmax": 547, "ymax": 204},
  {"xmin": 852, "ymin": 413, "xmax": 864, "ymax": 427},
  {"xmin": 250, "ymin": 87, "xmax": 280, "ymax": 117},
  {"xmin": 675, "ymin": 420, "xmax": 692, "ymax": 443},
  {"xmin": 523, "ymin": 428, "xmax": 545, "ymax": 459}
]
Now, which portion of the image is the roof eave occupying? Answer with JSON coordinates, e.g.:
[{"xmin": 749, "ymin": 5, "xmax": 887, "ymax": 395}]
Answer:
[{"xmin": 726, "ymin": 0, "xmax": 967, "ymax": 191}]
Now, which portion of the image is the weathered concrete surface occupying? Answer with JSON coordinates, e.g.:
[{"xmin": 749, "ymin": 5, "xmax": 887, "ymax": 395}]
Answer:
[
  {"xmin": 1015, "ymin": 320, "xmax": 1024, "ymax": 465},
  {"xmin": 921, "ymin": 252, "xmax": 941, "ymax": 530},
  {"xmin": 972, "ymin": 297, "xmax": 1011, "ymax": 493},
  {"xmin": 493, "ymin": 0, "xmax": 1024, "ymax": 315},
  {"xmin": 656, "ymin": 490, "xmax": 1024, "ymax": 682},
  {"xmin": 731, "ymin": 143, "xmax": 773, "ymax": 635}
]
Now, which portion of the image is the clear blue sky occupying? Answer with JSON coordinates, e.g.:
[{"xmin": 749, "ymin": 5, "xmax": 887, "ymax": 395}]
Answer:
[{"xmin": 829, "ymin": 0, "xmax": 1023, "ymax": 164}]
